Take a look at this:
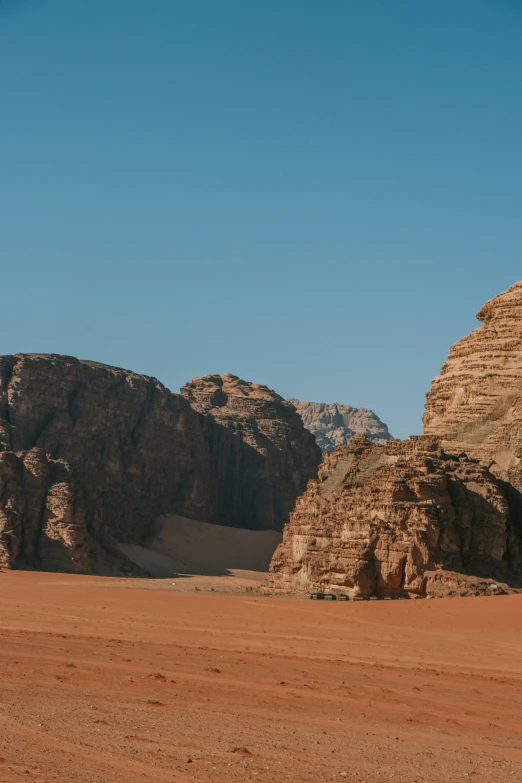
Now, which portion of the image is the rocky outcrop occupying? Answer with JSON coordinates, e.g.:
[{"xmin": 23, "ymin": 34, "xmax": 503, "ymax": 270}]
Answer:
[
  {"xmin": 0, "ymin": 446, "xmax": 145, "ymax": 574},
  {"xmin": 269, "ymin": 282, "xmax": 522, "ymax": 598},
  {"xmin": 0, "ymin": 448, "xmax": 92, "ymax": 573},
  {"xmin": 289, "ymin": 399, "xmax": 393, "ymax": 451},
  {"xmin": 423, "ymin": 282, "xmax": 522, "ymax": 494},
  {"xmin": 268, "ymin": 435, "xmax": 522, "ymax": 597},
  {"xmin": 0, "ymin": 355, "xmax": 320, "ymax": 572},
  {"xmin": 0, "ymin": 354, "xmax": 215, "ymax": 549},
  {"xmin": 180, "ymin": 374, "xmax": 322, "ymax": 530}
]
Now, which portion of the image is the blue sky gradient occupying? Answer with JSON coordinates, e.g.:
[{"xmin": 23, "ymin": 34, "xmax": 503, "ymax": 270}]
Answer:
[{"xmin": 1, "ymin": 0, "xmax": 521, "ymax": 437}]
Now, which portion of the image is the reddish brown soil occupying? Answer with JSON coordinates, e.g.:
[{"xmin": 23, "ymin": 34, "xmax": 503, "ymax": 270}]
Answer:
[{"xmin": 0, "ymin": 572, "xmax": 522, "ymax": 782}]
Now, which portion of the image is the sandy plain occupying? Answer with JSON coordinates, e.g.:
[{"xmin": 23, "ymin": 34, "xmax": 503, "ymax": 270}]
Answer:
[{"xmin": 0, "ymin": 571, "xmax": 521, "ymax": 783}]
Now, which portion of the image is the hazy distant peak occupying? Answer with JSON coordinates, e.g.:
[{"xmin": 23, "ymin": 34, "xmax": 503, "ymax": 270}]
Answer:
[{"xmin": 288, "ymin": 399, "xmax": 393, "ymax": 452}]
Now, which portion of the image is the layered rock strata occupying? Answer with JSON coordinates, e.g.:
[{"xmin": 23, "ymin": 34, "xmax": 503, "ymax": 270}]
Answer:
[
  {"xmin": 289, "ymin": 399, "xmax": 392, "ymax": 451},
  {"xmin": 0, "ymin": 355, "xmax": 320, "ymax": 572},
  {"xmin": 268, "ymin": 435, "xmax": 521, "ymax": 597},
  {"xmin": 423, "ymin": 282, "xmax": 522, "ymax": 491},
  {"xmin": 180, "ymin": 374, "xmax": 322, "ymax": 530}
]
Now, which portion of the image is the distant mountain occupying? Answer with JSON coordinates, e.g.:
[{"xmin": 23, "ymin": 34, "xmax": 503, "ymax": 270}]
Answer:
[{"xmin": 288, "ymin": 399, "xmax": 393, "ymax": 452}]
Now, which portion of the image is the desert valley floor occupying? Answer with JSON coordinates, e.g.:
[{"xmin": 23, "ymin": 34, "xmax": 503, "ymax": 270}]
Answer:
[{"xmin": 0, "ymin": 572, "xmax": 521, "ymax": 783}]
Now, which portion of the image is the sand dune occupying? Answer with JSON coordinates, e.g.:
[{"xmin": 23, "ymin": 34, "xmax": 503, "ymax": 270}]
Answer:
[{"xmin": 119, "ymin": 514, "xmax": 282, "ymax": 578}]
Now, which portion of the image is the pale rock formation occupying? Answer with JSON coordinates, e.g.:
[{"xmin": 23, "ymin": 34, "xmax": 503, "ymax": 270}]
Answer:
[
  {"xmin": 268, "ymin": 435, "xmax": 521, "ymax": 597},
  {"xmin": 289, "ymin": 399, "xmax": 392, "ymax": 451}
]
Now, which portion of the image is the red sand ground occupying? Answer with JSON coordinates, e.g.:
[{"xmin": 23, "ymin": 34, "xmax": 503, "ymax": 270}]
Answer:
[{"xmin": 0, "ymin": 572, "xmax": 521, "ymax": 782}]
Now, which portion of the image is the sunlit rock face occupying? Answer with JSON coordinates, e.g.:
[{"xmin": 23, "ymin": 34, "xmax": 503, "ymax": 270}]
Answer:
[
  {"xmin": 423, "ymin": 282, "xmax": 522, "ymax": 491},
  {"xmin": 268, "ymin": 435, "xmax": 522, "ymax": 598}
]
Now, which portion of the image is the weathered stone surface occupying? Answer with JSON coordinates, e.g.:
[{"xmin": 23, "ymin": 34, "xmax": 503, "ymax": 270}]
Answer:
[
  {"xmin": 0, "ymin": 354, "xmax": 215, "ymax": 547},
  {"xmin": 0, "ymin": 448, "xmax": 93, "ymax": 573},
  {"xmin": 423, "ymin": 282, "xmax": 522, "ymax": 491},
  {"xmin": 268, "ymin": 435, "xmax": 521, "ymax": 597},
  {"xmin": 289, "ymin": 399, "xmax": 393, "ymax": 451},
  {"xmin": 0, "ymin": 356, "xmax": 320, "ymax": 572},
  {"xmin": 180, "ymin": 374, "xmax": 322, "ymax": 530}
]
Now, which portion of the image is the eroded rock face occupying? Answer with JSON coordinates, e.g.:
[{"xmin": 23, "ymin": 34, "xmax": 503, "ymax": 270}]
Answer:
[
  {"xmin": 0, "ymin": 448, "xmax": 93, "ymax": 573},
  {"xmin": 0, "ymin": 354, "xmax": 215, "ymax": 548},
  {"xmin": 180, "ymin": 374, "xmax": 322, "ymax": 530},
  {"xmin": 0, "ymin": 356, "xmax": 320, "ymax": 572},
  {"xmin": 423, "ymin": 282, "xmax": 522, "ymax": 491},
  {"xmin": 289, "ymin": 399, "xmax": 392, "ymax": 451},
  {"xmin": 268, "ymin": 436, "xmax": 521, "ymax": 597}
]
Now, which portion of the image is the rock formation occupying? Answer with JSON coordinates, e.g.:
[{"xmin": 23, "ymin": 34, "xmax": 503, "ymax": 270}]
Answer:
[
  {"xmin": 0, "ymin": 354, "xmax": 215, "ymax": 552},
  {"xmin": 289, "ymin": 399, "xmax": 392, "ymax": 451},
  {"xmin": 0, "ymin": 448, "xmax": 92, "ymax": 573},
  {"xmin": 423, "ymin": 282, "xmax": 522, "ymax": 493},
  {"xmin": 268, "ymin": 435, "xmax": 522, "ymax": 597},
  {"xmin": 180, "ymin": 374, "xmax": 322, "ymax": 530},
  {"xmin": 0, "ymin": 355, "xmax": 320, "ymax": 572}
]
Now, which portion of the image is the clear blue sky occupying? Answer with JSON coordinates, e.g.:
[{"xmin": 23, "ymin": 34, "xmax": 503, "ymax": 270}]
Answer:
[{"xmin": 1, "ymin": 1, "xmax": 521, "ymax": 438}]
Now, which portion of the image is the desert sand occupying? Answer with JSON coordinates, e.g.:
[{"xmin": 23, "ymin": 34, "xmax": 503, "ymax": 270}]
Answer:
[
  {"xmin": 0, "ymin": 572, "xmax": 521, "ymax": 783},
  {"xmin": 119, "ymin": 515, "xmax": 282, "ymax": 577}
]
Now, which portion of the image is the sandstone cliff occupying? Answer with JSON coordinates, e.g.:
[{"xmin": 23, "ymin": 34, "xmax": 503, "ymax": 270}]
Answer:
[
  {"xmin": 180, "ymin": 374, "xmax": 322, "ymax": 530},
  {"xmin": 0, "ymin": 356, "xmax": 319, "ymax": 572},
  {"xmin": 0, "ymin": 354, "xmax": 215, "ymax": 549},
  {"xmin": 0, "ymin": 448, "xmax": 92, "ymax": 573},
  {"xmin": 423, "ymin": 282, "xmax": 522, "ymax": 495},
  {"xmin": 0, "ymin": 446, "xmax": 146, "ymax": 575},
  {"xmin": 268, "ymin": 436, "xmax": 521, "ymax": 597},
  {"xmin": 289, "ymin": 399, "xmax": 393, "ymax": 451}
]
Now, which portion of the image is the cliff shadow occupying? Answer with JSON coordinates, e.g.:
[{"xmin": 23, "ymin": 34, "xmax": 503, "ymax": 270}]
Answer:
[
  {"xmin": 119, "ymin": 514, "xmax": 283, "ymax": 578},
  {"xmin": 445, "ymin": 483, "xmax": 522, "ymax": 588}
]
